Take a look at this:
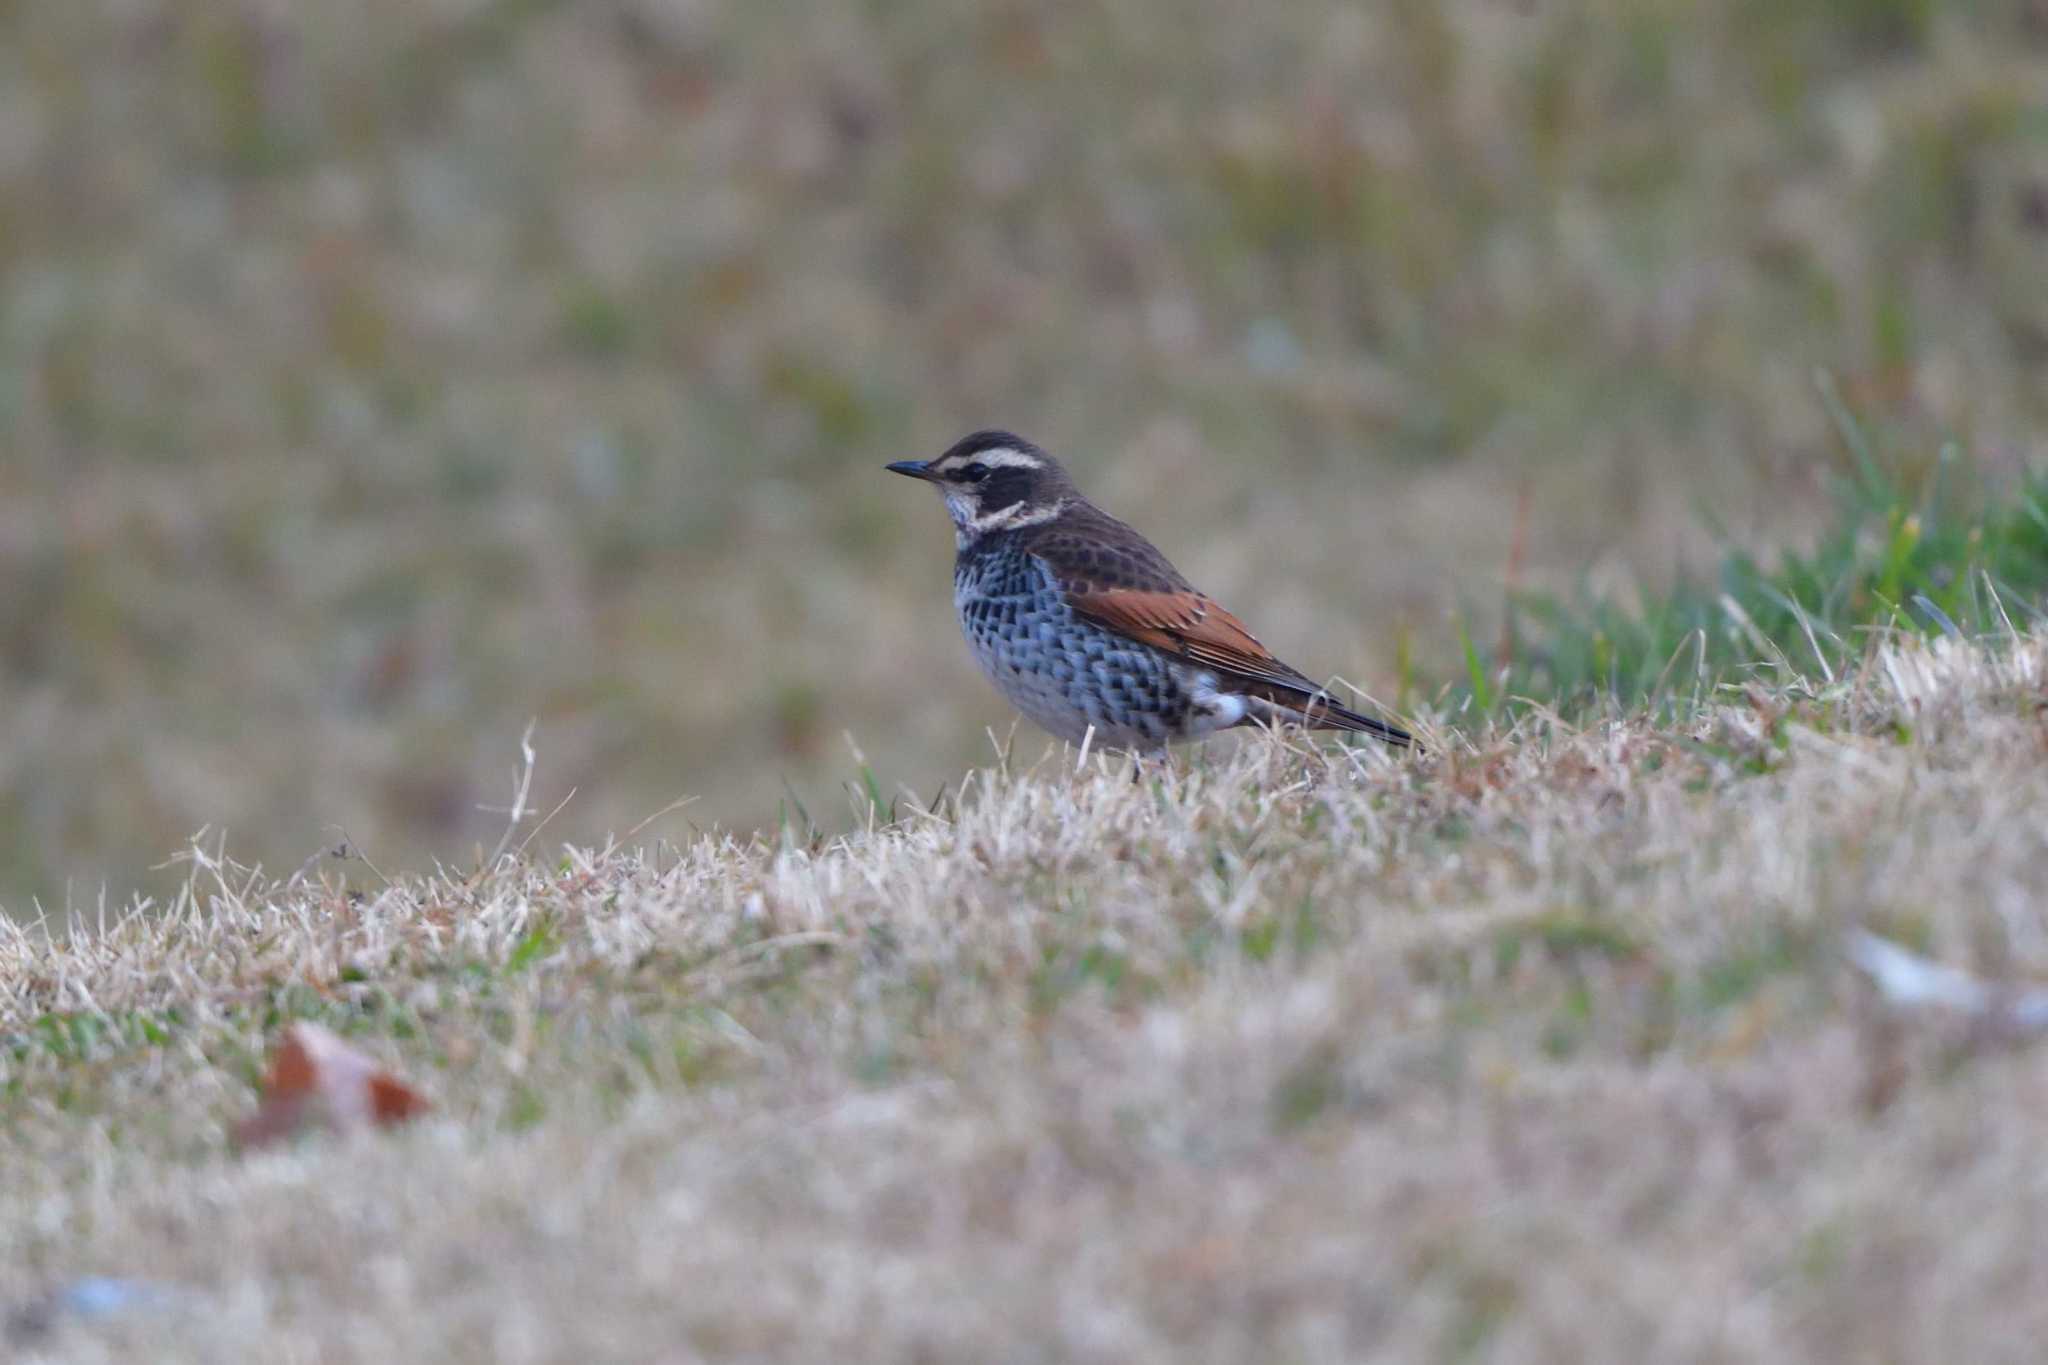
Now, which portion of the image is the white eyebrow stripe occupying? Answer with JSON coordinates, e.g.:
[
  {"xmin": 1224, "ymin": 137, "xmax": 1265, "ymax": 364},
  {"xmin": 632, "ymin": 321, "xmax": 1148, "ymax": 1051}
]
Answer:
[{"xmin": 932, "ymin": 447, "xmax": 1044, "ymax": 473}]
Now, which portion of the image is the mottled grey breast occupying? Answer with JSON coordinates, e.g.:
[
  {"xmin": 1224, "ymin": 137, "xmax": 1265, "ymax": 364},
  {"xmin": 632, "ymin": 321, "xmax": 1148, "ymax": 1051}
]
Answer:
[{"xmin": 953, "ymin": 534, "xmax": 1195, "ymax": 748}]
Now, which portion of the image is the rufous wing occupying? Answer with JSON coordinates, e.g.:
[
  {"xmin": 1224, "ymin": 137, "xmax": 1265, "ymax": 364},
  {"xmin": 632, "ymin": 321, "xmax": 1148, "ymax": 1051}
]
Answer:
[
  {"xmin": 1065, "ymin": 587, "xmax": 1322, "ymax": 697},
  {"xmin": 1021, "ymin": 507, "xmax": 1412, "ymax": 745}
]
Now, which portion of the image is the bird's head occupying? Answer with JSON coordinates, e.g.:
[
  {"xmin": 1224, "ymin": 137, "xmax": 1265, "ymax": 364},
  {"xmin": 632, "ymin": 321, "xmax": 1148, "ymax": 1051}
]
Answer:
[{"xmin": 887, "ymin": 430, "xmax": 1075, "ymax": 546}]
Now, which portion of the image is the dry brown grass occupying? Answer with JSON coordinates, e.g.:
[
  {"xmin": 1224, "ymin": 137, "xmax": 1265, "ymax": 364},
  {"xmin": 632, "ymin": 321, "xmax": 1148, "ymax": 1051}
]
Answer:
[
  {"xmin": 7, "ymin": 0, "xmax": 2048, "ymax": 907},
  {"xmin": 5, "ymin": 629, "xmax": 2047, "ymax": 1361}
]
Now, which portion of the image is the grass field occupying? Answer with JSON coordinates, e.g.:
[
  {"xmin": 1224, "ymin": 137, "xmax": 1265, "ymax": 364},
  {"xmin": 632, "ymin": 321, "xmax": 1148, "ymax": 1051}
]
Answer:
[
  {"xmin": 8, "ymin": 2, "xmax": 2048, "ymax": 1358},
  {"xmin": 7, "ymin": 626, "xmax": 2048, "ymax": 1360},
  {"xmin": 5, "ymin": 0, "xmax": 2048, "ymax": 909}
]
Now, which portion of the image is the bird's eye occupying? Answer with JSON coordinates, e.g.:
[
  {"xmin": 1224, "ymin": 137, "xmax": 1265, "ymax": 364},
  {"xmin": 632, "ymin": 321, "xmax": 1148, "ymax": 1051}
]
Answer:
[{"xmin": 959, "ymin": 463, "xmax": 989, "ymax": 483}]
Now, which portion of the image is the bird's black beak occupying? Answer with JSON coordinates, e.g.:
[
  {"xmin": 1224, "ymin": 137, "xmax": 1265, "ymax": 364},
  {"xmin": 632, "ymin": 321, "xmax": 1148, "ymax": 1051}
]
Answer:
[{"xmin": 885, "ymin": 460, "xmax": 938, "ymax": 481}]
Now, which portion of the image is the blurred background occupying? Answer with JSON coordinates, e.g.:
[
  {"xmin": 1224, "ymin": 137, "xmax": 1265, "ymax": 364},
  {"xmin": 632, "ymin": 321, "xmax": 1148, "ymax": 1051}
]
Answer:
[{"xmin": 3, "ymin": 0, "xmax": 2046, "ymax": 912}]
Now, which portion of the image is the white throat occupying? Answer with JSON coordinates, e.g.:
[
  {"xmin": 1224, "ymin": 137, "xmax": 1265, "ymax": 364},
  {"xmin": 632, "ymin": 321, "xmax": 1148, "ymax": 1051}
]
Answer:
[{"xmin": 950, "ymin": 496, "xmax": 1065, "ymax": 548}]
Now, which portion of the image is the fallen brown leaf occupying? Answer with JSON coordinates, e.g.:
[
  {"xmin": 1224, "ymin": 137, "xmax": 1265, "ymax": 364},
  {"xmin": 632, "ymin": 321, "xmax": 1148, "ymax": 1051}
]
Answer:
[{"xmin": 234, "ymin": 1021, "xmax": 431, "ymax": 1150}]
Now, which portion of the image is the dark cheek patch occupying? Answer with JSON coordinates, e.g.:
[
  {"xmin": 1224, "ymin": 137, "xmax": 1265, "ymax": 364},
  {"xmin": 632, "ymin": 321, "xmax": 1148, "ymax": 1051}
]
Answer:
[{"xmin": 980, "ymin": 470, "xmax": 1029, "ymax": 507}]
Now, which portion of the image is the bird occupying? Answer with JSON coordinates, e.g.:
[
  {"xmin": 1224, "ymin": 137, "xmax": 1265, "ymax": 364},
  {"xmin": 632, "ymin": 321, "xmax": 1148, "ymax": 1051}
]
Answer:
[{"xmin": 886, "ymin": 430, "xmax": 1411, "ymax": 752}]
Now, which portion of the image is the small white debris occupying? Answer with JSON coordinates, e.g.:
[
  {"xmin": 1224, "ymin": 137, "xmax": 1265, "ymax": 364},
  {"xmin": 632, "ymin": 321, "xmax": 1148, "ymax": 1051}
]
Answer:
[{"xmin": 1848, "ymin": 931, "xmax": 2048, "ymax": 1034}]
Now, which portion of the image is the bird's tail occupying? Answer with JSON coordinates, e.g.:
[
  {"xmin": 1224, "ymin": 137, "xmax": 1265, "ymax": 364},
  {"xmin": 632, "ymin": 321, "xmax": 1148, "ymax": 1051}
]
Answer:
[
  {"xmin": 1304, "ymin": 698, "xmax": 1412, "ymax": 747},
  {"xmin": 1264, "ymin": 692, "xmax": 1411, "ymax": 747}
]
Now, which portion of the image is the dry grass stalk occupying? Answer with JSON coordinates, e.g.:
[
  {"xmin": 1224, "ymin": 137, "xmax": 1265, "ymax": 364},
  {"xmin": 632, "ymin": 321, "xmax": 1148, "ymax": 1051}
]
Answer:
[{"xmin": 3, "ymin": 631, "xmax": 2048, "ymax": 1360}]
